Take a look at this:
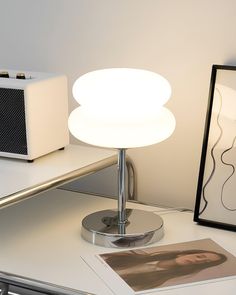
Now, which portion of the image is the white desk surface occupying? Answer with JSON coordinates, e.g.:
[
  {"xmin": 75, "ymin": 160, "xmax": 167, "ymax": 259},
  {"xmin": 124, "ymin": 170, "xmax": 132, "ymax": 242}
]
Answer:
[
  {"xmin": 0, "ymin": 189, "xmax": 235, "ymax": 295},
  {"xmin": 0, "ymin": 144, "xmax": 116, "ymax": 206}
]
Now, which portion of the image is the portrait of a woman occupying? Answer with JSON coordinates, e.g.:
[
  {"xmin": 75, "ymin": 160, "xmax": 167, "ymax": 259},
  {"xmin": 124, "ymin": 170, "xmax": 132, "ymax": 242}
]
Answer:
[{"xmin": 100, "ymin": 248, "xmax": 227, "ymax": 292}]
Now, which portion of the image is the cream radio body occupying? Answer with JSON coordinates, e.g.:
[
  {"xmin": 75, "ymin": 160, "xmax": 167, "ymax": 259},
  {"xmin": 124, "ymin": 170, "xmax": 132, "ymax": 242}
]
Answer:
[{"xmin": 0, "ymin": 70, "xmax": 69, "ymax": 161}]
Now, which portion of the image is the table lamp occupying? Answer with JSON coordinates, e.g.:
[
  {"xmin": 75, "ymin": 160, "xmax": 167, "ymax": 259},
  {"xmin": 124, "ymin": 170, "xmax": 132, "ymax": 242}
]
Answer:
[{"xmin": 68, "ymin": 68, "xmax": 175, "ymax": 248}]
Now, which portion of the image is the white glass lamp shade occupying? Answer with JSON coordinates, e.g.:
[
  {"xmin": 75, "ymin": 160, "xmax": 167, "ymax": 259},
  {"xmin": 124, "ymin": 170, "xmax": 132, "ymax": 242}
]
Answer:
[
  {"xmin": 72, "ymin": 68, "xmax": 172, "ymax": 108},
  {"xmin": 68, "ymin": 106, "xmax": 175, "ymax": 148},
  {"xmin": 69, "ymin": 68, "xmax": 176, "ymax": 149}
]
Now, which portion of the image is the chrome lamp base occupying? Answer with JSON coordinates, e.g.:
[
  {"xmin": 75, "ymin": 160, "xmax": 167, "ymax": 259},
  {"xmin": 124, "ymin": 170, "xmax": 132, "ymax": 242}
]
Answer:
[
  {"xmin": 81, "ymin": 148, "xmax": 164, "ymax": 248},
  {"xmin": 81, "ymin": 208, "xmax": 164, "ymax": 248}
]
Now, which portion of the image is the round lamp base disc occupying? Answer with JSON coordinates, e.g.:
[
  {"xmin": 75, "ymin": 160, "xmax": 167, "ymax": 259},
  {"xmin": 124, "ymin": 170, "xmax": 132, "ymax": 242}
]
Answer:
[{"xmin": 81, "ymin": 209, "xmax": 164, "ymax": 248}]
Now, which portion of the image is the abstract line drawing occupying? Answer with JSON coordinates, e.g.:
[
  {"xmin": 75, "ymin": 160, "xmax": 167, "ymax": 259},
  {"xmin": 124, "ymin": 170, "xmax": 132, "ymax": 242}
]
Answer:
[
  {"xmin": 199, "ymin": 88, "xmax": 223, "ymax": 215},
  {"xmin": 220, "ymin": 135, "xmax": 236, "ymax": 211}
]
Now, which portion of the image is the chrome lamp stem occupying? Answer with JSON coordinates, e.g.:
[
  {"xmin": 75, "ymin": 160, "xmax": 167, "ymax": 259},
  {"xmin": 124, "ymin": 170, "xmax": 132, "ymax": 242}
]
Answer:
[{"xmin": 118, "ymin": 149, "xmax": 127, "ymax": 232}]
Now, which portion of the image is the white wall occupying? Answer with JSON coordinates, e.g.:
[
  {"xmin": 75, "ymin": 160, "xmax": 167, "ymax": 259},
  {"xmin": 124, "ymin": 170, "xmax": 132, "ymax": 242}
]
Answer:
[{"xmin": 1, "ymin": 0, "xmax": 236, "ymax": 209}]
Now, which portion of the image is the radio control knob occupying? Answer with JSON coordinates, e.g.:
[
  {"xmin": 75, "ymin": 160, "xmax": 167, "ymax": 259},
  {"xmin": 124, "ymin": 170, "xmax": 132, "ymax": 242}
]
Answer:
[
  {"xmin": 0, "ymin": 71, "xmax": 9, "ymax": 78},
  {"xmin": 16, "ymin": 73, "xmax": 26, "ymax": 79}
]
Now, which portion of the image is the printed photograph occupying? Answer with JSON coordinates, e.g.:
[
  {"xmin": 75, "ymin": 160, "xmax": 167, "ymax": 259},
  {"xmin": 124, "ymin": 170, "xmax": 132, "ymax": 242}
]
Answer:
[{"xmin": 98, "ymin": 239, "xmax": 236, "ymax": 293}]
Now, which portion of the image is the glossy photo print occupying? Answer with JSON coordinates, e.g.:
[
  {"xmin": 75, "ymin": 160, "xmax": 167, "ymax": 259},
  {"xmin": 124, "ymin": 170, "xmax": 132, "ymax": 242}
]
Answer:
[
  {"xmin": 82, "ymin": 239, "xmax": 236, "ymax": 294},
  {"xmin": 194, "ymin": 65, "xmax": 236, "ymax": 230}
]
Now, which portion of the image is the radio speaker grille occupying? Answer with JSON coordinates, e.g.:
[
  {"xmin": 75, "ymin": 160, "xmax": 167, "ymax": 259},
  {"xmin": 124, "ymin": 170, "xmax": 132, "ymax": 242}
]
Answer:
[{"xmin": 0, "ymin": 88, "xmax": 28, "ymax": 155}]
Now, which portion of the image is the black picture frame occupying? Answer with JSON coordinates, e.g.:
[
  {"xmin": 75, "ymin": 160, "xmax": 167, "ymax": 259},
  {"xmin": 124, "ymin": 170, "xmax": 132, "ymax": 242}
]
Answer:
[{"xmin": 194, "ymin": 64, "xmax": 236, "ymax": 231}]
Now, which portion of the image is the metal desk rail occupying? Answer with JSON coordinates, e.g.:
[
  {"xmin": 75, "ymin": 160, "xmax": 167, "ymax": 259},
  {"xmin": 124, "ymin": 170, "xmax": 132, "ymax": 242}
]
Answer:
[
  {"xmin": 0, "ymin": 155, "xmax": 136, "ymax": 210},
  {"xmin": 0, "ymin": 272, "xmax": 94, "ymax": 295}
]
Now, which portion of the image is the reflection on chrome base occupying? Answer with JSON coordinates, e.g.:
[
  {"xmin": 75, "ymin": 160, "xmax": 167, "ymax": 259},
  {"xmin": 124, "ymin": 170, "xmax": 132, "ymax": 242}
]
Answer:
[{"xmin": 81, "ymin": 209, "xmax": 164, "ymax": 248}]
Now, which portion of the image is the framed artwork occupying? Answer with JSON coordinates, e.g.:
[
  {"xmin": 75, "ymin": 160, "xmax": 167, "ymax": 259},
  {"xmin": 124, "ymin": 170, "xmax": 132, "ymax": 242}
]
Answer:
[{"xmin": 194, "ymin": 64, "xmax": 236, "ymax": 231}]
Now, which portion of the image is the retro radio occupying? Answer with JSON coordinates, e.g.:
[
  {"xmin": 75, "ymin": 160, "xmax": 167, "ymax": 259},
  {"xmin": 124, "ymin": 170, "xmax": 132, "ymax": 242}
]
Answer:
[{"xmin": 0, "ymin": 69, "xmax": 69, "ymax": 161}]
